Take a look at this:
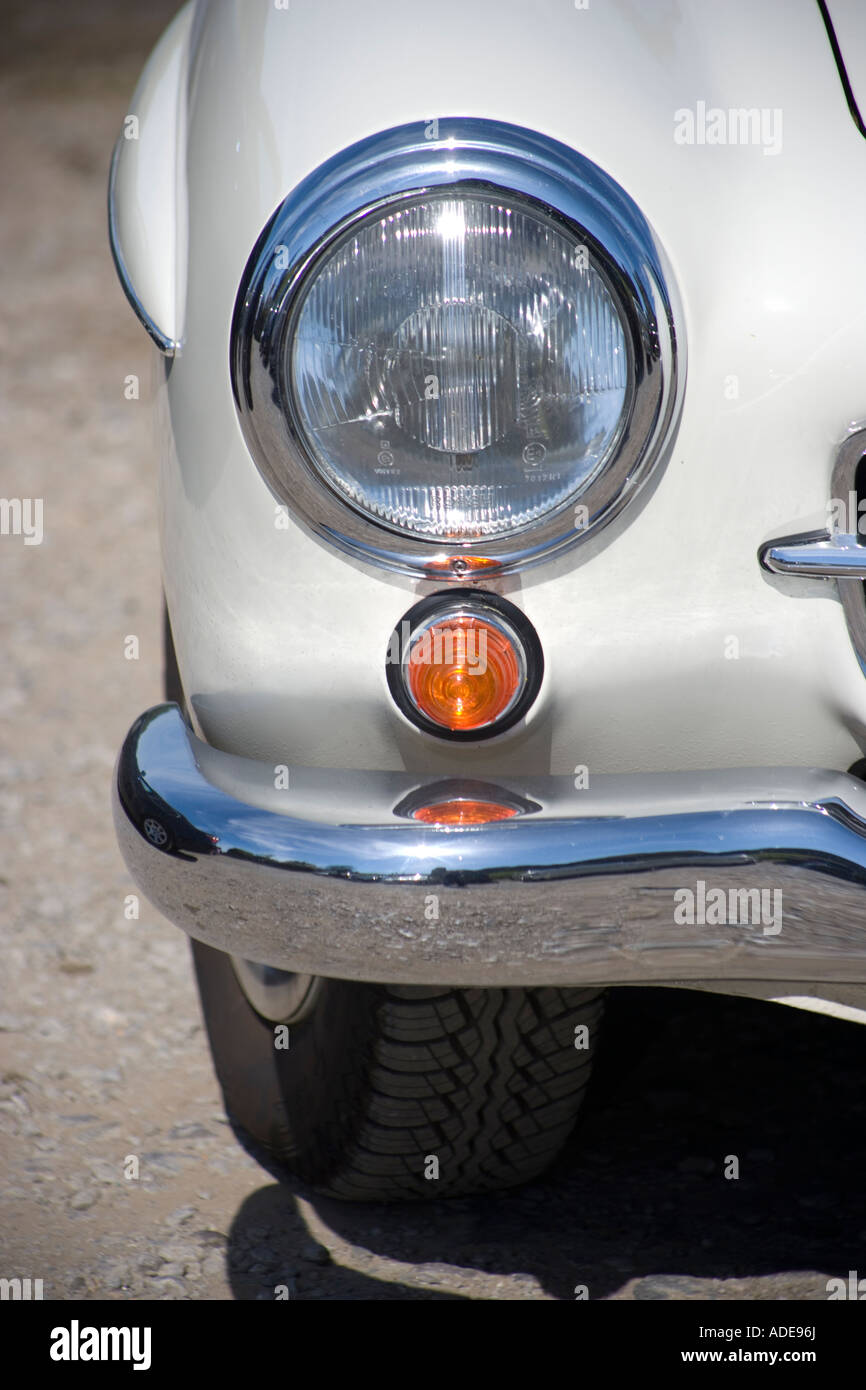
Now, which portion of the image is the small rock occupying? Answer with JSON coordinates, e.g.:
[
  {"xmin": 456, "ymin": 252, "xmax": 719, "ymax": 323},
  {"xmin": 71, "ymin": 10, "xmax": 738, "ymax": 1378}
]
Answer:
[
  {"xmin": 149, "ymin": 1277, "xmax": 187, "ymax": 1299},
  {"xmin": 68, "ymin": 1189, "xmax": 99, "ymax": 1212},
  {"xmin": 167, "ymin": 1204, "xmax": 197, "ymax": 1228},
  {"xmin": 168, "ymin": 1123, "xmax": 211, "ymax": 1141},
  {"xmin": 35, "ymin": 1018, "xmax": 65, "ymax": 1040},
  {"xmin": 159, "ymin": 1241, "xmax": 201, "ymax": 1270},
  {"xmin": 201, "ymin": 1251, "xmax": 225, "ymax": 1280},
  {"xmin": 99, "ymin": 1259, "xmax": 132, "ymax": 1291},
  {"xmin": 140, "ymin": 1152, "xmax": 184, "ymax": 1176},
  {"xmin": 88, "ymin": 1158, "xmax": 122, "ymax": 1186},
  {"xmin": 302, "ymin": 1241, "xmax": 331, "ymax": 1267},
  {"xmin": 194, "ymin": 1229, "xmax": 227, "ymax": 1248}
]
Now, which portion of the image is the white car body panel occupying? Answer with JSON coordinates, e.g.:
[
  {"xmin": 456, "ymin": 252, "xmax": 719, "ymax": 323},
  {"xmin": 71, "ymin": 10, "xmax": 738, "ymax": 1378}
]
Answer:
[
  {"xmin": 123, "ymin": 0, "xmax": 866, "ymax": 784},
  {"xmin": 109, "ymin": 1, "xmax": 192, "ymax": 351}
]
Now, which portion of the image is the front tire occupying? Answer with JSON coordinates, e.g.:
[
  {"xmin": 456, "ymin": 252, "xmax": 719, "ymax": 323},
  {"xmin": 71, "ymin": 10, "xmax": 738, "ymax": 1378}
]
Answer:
[
  {"xmin": 193, "ymin": 938, "xmax": 604, "ymax": 1201},
  {"xmin": 167, "ymin": 607, "xmax": 605, "ymax": 1200}
]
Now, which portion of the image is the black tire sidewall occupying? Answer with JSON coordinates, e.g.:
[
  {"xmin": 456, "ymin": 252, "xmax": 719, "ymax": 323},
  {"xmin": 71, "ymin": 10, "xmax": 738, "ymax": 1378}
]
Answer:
[{"xmin": 191, "ymin": 937, "xmax": 383, "ymax": 1183}]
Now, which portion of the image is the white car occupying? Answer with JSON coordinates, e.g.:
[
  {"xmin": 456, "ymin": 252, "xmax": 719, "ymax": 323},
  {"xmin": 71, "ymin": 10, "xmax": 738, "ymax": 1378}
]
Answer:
[{"xmin": 111, "ymin": 0, "xmax": 866, "ymax": 1200}]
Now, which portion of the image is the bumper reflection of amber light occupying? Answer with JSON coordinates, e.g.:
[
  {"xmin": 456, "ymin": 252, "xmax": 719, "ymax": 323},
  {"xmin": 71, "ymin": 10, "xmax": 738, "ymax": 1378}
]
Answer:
[{"xmin": 412, "ymin": 799, "xmax": 519, "ymax": 825}]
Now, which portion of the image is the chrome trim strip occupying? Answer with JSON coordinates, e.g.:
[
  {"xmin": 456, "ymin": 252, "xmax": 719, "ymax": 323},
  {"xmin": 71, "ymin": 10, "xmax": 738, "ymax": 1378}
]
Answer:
[
  {"xmin": 107, "ymin": 139, "xmax": 178, "ymax": 357},
  {"xmin": 231, "ymin": 118, "xmax": 683, "ymax": 577},
  {"xmin": 759, "ymin": 426, "xmax": 866, "ymax": 664},
  {"xmin": 114, "ymin": 703, "xmax": 866, "ymax": 987},
  {"xmin": 761, "ymin": 532, "xmax": 866, "ymax": 577}
]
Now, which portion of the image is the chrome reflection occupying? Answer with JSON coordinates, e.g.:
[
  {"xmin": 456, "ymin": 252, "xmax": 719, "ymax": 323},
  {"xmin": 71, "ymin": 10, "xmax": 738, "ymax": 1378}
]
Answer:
[
  {"xmin": 112, "ymin": 703, "xmax": 866, "ymax": 987},
  {"xmin": 759, "ymin": 426, "xmax": 866, "ymax": 668},
  {"xmin": 230, "ymin": 958, "xmax": 323, "ymax": 1024}
]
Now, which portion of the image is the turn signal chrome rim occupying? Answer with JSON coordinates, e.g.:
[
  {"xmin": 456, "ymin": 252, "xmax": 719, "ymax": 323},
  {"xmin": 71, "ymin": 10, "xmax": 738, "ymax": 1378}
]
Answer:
[{"xmin": 386, "ymin": 590, "xmax": 543, "ymax": 741}]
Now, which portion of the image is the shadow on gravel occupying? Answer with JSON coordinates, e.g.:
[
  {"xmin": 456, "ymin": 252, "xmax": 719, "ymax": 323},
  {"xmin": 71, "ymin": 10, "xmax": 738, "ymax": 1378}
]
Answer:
[{"xmin": 225, "ymin": 988, "xmax": 866, "ymax": 1300}]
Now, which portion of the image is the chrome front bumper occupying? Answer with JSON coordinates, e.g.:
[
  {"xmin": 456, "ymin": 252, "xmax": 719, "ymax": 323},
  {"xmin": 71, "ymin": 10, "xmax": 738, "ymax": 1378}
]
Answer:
[{"xmin": 113, "ymin": 704, "xmax": 866, "ymax": 987}]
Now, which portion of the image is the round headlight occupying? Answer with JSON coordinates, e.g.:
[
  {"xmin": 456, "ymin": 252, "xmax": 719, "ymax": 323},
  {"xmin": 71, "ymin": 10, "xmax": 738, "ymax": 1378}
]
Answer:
[
  {"xmin": 287, "ymin": 188, "xmax": 630, "ymax": 542},
  {"xmin": 232, "ymin": 119, "xmax": 681, "ymax": 575}
]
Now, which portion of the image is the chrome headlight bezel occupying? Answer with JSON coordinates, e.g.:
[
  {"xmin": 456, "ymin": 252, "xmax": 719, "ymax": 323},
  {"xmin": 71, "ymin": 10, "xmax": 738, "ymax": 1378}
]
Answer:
[{"xmin": 231, "ymin": 118, "xmax": 682, "ymax": 577}]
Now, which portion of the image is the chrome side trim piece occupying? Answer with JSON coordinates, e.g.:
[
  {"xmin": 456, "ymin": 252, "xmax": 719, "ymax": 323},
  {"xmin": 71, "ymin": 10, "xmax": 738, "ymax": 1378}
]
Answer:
[
  {"xmin": 115, "ymin": 703, "xmax": 866, "ymax": 987},
  {"xmin": 231, "ymin": 118, "xmax": 682, "ymax": 577},
  {"xmin": 107, "ymin": 139, "xmax": 178, "ymax": 357},
  {"xmin": 761, "ymin": 532, "xmax": 866, "ymax": 577},
  {"xmin": 759, "ymin": 426, "xmax": 866, "ymax": 664}
]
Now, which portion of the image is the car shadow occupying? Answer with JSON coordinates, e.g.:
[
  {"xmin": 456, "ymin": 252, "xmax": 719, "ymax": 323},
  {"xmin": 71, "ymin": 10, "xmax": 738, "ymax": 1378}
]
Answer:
[{"xmin": 225, "ymin": 987, "xmax": 866, "ymax": 1300}]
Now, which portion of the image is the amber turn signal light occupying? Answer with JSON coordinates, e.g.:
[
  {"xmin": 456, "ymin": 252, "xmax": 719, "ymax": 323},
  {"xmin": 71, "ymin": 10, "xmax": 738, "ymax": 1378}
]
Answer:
[
  {"xmin": 386, "ymin": 590, "xmax": 543, "ymax": 741},
  {"xmin": 407, "ymin": 613, "xmax": 521, "ymax": 732}
]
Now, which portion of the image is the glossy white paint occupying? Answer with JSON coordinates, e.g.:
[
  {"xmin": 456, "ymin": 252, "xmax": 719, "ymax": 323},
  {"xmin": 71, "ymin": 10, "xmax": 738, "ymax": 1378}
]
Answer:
[
  {"xmin": 130, "ymin": 0, "xmax": 866, "ymax": 776},
  {"xmin": 110, "ymin": 1, "xmax": 193, "ymax": 350}
]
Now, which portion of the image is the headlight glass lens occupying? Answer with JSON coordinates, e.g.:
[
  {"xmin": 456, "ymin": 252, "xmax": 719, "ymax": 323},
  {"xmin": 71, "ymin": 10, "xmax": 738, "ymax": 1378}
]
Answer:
[{"xmin": 286, "ymin": 188, "xmax": 630, "ymax": 541}]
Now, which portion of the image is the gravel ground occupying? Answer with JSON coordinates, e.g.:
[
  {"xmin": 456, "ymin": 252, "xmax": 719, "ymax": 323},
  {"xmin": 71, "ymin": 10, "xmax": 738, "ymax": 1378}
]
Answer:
[{"xmin": 2, "ymin": 0, "xmax": 866, "ymax": 1303}]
